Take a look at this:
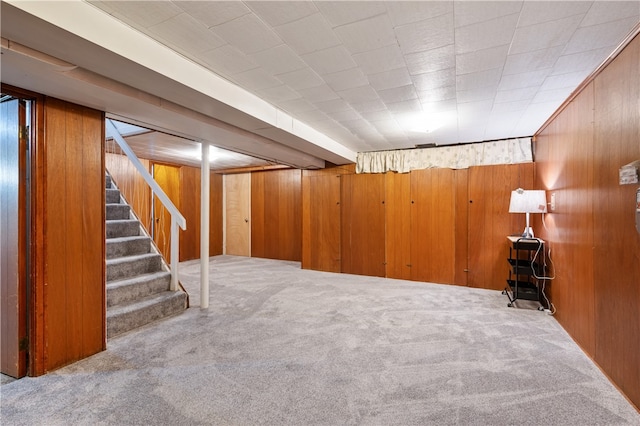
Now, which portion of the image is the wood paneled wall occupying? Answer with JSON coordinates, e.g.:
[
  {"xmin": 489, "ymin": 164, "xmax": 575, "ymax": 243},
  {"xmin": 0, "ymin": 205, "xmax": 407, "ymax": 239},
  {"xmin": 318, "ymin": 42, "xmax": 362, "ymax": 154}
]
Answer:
[
  {"xmin": 105, "ymin": 153, "xmax": 152, "ymax": 232},
  {"xmin": 385, "ymin": 172, "xmax": 412, "ymax": 280},
  {"xmin": 33, "ymin": 97, "xmax": 105, "ymax": 373},
  {"xmin": 534, "ymin": 34, "xmax": 640, "ymax": 410},
  {"xmin": 210, "ymin": 172, "xmax": 224, "ymax": 256},
  {"xmin": 251, "ymin": 169, "xmax": 302, "ymax": 261},
  {"xmin": 153, "ymin": 163, "xmax": 181, "ymax": 262}
]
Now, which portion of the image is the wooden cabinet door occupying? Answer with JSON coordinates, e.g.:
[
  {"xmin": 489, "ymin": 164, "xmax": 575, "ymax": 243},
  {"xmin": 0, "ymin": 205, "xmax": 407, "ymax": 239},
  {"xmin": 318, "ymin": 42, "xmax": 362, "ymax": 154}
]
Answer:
[
  {"xmin": 410, "ymin": 168, "xmax": 457, "ymax": 284},
  {"xmin": 467, "ymin": 163, "xmax": 533, "ymax": 290},
  {"xmin": 341, "ymin": 173, "xmax": 386, "ymax": 277},
  {"xmin": 302, "ymin": 172, "xmax": 342, "ymax": 272},
  {"xmin": 385, "ymin": 172, "xmax": 412, "ymax": 280}
]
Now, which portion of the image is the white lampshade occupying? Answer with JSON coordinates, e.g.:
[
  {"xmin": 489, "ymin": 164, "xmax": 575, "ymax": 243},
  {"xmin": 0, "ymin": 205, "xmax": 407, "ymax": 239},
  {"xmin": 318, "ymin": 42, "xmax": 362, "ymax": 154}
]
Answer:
[{"xmin": 509, "ymin": 189, "xmax": 547, "ymax": 213}]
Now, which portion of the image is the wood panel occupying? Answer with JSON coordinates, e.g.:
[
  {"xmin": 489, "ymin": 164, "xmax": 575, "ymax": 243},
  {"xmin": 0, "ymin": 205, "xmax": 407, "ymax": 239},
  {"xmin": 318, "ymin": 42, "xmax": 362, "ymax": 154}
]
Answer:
[
  {"xmin": 225, "ymin": 173, "xmax": 251, "ymax": 256},
  {"xmin": 251, "ymin": 169, "xmax": 302, "ymax": 261},
  {"xmin": 43, "ymin": 97, "xmax": 105, "ymax": 371},
  {"xmin": 152, "ymin": 163, "xmax": 181, "ymax": 263},
  {"xmin": 105, "ymin": 153, "xmax": 152, "ymax": 232},
  {"xmin": 210, "ymin": 172, "xmax": 223, "ymax": 256},
  {"xmin": 302, "ymin": 169, "xmax": 343, "ymax": 272},
  {"xmin": 410, "ymin": 168, "xmax": 457, "ymax": 284},
  {"xmin": 341, "ymin": 173, "xmax": 386, "ymax": 277},
  {"xmin": 534, "ymin": 33, "xmax": 640, "ymax": 410},
  {"xmin": 179, "ymin": 166, "xmax": 201, "ymax": 261},
  {"xmin": 385, "ymin": 172, "xmax": 411, "ymax": 280},
  {"xmin": 454, "ymin": 169, "xmax": 469, "ymax": 286},
  {"xmin": 591, "ymin": 35, "xmax": 640, "ymax": 408},
  {"xmin": 467, "ymin": 164, "xmax": 534, "ymax": 290}
]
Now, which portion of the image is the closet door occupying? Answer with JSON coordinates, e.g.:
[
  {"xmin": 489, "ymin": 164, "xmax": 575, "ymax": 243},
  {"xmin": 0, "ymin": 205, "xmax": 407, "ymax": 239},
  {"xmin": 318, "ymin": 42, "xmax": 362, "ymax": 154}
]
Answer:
[
  {"xmin": 341, "ymin": 174, "xmax": 386, "ymax": 277},
  {"xmin": 224, "ymin": 173, "xmax": 251, "ymax": 256}
]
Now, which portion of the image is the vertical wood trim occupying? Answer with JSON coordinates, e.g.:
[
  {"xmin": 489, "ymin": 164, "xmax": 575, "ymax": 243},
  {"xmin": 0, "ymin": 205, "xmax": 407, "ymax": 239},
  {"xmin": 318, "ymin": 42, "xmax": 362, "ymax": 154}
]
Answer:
[
  {"xmin": 454, "ymin": 169, "xmax": 469, "ymax": 286},
  {"xmin": 385, "ymin": 172, "xmax": 411, "ymax": 280}
]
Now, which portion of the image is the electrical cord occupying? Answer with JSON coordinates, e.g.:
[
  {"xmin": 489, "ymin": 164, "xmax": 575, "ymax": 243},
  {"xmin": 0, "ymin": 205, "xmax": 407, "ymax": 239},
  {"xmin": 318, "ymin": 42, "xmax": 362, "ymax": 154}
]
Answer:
[{"xmin": 530, "ymin": 238, "xmax": 556, "ymax": 315}]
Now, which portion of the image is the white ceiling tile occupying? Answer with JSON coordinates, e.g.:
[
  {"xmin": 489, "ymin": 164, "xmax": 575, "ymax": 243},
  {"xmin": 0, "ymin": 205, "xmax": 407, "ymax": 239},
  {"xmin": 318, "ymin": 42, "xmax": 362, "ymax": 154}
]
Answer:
[
  {"xmin": 418, "ymin": 86, "xmax": 456, "ymax": 103},
  {"xmin": 509, "ymin": 14, "xmax": 583, "ymax": 55},
  {"xmin": 395, "ymin": 13, "xmax": 454, "ymax": 54},
  {"xmin": 457, "ymin": 85, "xmax": 498, "ymax": 103},
  {"xmin": 291, "ymin": 109, "xmax": 328, "ymax": 123},
  {"xmin": 302, "ymin": 45, "xmax": 358, "ymax": 75},
  {"xmin": 564, "ymin": 17, "xmax": 640, "ymax": 55},
  {"xmin": 211, "ymin": 13, "xmax": 282, "ymax": 55},
  {"xmin": 517, "ymin": 1, "xmax": 592, "ymax": 27},
  {"xmin": 93, "ymin": 1, "xmax": 183, "ymax": 28},
  {"xmin": 456, "ymin": 44, "xmax": 509, "ymax": 75},
  {"xmin": 147, "ymin": 13, "xmax": 226, "ymax": 54},
  {"xmin": 378, "ymin": 85, "xmax": 418, "ymax": 104},
  {"xmin": 420, "ymin": 98, "xmax": 457, "ymax": 113},
  {"xmin": 455, "ymin": 13, "xmax": 520, "ymax": 54},
  {"xmin": 324, "ymin": 68, "xmax": 369, "ymax": 92},
  {"xmin": 334, "ymin": 14, "xmax": 396, "ymax": 54},
  {"xmin": 298, "ymin": 84, "xmax": 340, "ymax": 103},
  {"xmin": 550, "ymin": 47, "xmax": 611, "ymax": 75},
  {"xmin": 405, "ymin": 44, "xmax": 455, "ymax": 76},
  {"xmin": 325, "ymin": 109, "xmax": 362, "ymax": 122},
  {"xmin": 491, "ymin": 99, "xmax": 531, "ymax": 113},
  {"xmin": 232, "ymin": 68, "xmax": 282, "ymax": 91},
  {"xmin": 386, "ymin": 99, "xmax": 422, "ymax": 114},
  {"xmin": 349, "ymin": 99, "xmax": 387, "ymax": 113},
  {"xmin": 360, "ymin": 109, "xmax": 394, "ymax": 122},
  {"xmin": 580, "ymin": 1, "xmax": 640, "ymax": 27},
  {"xmin": 175, "ymin": 1, "xmax": 251, "ymax": 28},
  {"xmin": 498, "ymin": 69, "xmax": 550, "ymax": 91},
  {"xmin": 353, "ymin": 44, "xmax": 406, "ymax": 75},
  {"xmin": 457, "ymin": 68, "xmax": 502, "ymax": 91},
  {"xmin": 367, "ymin": 68, "xmax": 412, "ymax": 91},
  {"xmin": 337, "ymin": 85, "xmax": 380, "ymax": 104},
  {"xmin": 454, "ymin": 1, "xmax": 523, "ymax": 28},
  {"xmin": 539, "ymin": 71, "xmax": 590, "ymax": 91},
  {"xmin": 275, "ymin": 68, "xmax": 324, "ymax": 91},
  {"xmin": 494, "ymin": 86, "xmax": 538, "ymax": 103},
  {"xmin": 316, "ymin": 1, "xmax": 387, "ymax": 27},
  {"xmin": 257, "ymin": 85, "xmax": 300, "ymax": 103},
  {"xmin": 278, "ymin": 98, "xmax": 317, "ymax": 115},
  {"xmin": 531, "ymin": 88, "xmax": 572, "ymax": 104},
  {"xmin": 503, "ymin": 46, "xmax": 564, "ymax": 75},
  {"xmin": 274, "ymin": 13, "xmax": 341, "ymax": 55},
  {"xmin": 249, "ymin": 45, "xmax": 307, "ymax": 75},
  {"xmin": 412, "ymin": 68, "xmax": 456, "ymax": 92},
  {"xmin": 245, "ymin": 1, "xmax": 318, "ymax": 27},
  {"xmin": 315, "ymin": 99, "xmax": 352, "ymax": 114},
  {"xmin": 199, "ymin": 44, "xmax": 258, "ymax": 77},
  {"xmin": 386, "ymin": 1, "xmax": 453, "ymax": 26}
]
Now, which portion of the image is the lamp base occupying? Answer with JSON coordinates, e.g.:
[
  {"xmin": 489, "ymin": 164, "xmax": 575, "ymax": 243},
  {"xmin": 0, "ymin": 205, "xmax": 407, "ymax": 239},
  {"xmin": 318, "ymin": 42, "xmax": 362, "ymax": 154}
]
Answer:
[{"xmin": 522, "ymin": 227, "xmax": 535, "ymax": 238}]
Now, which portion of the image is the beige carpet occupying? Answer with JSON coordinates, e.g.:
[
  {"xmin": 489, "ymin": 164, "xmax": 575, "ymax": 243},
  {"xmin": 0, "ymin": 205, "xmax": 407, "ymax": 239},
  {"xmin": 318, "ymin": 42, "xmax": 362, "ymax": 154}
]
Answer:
[{"xmin": 1, "ymin": 255, "xmax": 638, "ymax": 425}]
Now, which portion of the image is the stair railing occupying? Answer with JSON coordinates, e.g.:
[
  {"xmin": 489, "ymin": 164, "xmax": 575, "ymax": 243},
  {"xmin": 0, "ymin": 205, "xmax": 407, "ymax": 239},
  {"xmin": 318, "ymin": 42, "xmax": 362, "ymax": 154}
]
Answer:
[{"xmin": 105, "ymin": 119, "xmax": 186, "ymax": 291}]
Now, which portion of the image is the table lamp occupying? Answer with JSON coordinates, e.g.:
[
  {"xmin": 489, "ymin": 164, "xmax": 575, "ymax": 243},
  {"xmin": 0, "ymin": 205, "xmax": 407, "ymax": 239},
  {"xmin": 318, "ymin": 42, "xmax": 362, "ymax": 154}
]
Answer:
[{"xmin": 509, "ymin": 188, "xmax": 547, "ymax": 238}]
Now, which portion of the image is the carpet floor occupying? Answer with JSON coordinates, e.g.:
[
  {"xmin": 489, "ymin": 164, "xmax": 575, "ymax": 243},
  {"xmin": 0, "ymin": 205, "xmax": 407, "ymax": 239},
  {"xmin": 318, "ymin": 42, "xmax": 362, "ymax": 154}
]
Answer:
[{"xmin": 1, "ymin": 255, "xmax": 638, "ymax": 425}]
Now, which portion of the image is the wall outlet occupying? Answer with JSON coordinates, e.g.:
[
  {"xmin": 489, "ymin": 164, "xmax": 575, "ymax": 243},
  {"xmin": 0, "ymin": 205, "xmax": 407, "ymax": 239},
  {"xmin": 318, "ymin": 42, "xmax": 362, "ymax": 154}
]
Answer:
[{"xmin": 550, "ymin": 192, "xmax": 556, "ymax": 212}]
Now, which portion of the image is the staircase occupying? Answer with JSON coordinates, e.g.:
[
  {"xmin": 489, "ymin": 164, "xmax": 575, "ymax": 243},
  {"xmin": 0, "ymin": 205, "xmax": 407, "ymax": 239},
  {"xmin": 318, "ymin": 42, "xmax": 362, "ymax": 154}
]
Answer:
[{"xmin": 106, "ymin": 173, "xmax": 188, "ymax": 338}]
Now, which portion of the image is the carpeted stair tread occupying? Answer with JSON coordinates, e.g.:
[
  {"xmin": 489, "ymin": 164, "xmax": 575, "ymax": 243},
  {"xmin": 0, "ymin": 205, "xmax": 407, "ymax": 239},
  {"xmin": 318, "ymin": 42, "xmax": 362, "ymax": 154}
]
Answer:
[
  {"xmin": 105, "ymin": 174, "xmax": 112, "ymax": 188},
  {"xmin": 107, "ymin": 271, "xmax": 171, "ymax": 307},
  {"xmin": 107, "ymin": 290, "xmax": 187, "ymax": 338},
  {"xmin": 106, "ymin": 219, "xmax": 140, "ymax": 238},
  {"xmin": 106, "ymin": 203, "xmax": 130, "ymax": 220},
  {"xmin": 106, "ymin": 252, "xmax": 163, "ymax": 282},
  {"xmin": 106, "ymin": 235, "xmax": 151, "ymax": 259},
  {"xmin": 106, "ymin": 188, "xmax": 121, "ymax": 203}
]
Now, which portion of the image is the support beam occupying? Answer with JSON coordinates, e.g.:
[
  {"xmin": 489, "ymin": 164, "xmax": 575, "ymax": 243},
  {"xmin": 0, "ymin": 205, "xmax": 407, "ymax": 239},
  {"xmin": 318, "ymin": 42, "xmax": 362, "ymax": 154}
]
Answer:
[{"xmin": 200, "ymin": 142, "xmax": 210, "ymax": 309}]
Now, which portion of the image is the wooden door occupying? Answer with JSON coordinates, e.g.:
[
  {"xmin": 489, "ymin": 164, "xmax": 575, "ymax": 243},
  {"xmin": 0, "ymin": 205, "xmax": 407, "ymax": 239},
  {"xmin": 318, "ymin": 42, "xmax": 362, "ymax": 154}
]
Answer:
[
  {"xmin": 385, "ymin": 172, "xmax": 412, "ymax": 280},
  {"xmin": 410, "ymin": 168, "xmax": 457, "ymax": 284},
  {"xmin": 341, "ymin": 173, "xmax": 386, "ymax": 277},
  {"xmin": 153, "ymin": 163, "xmax": 181, "ymax": 262},
  {"xmin": 467, "ymin": 163, "xmax": 534, "ymax": 290},
  {"xmin": 302, "ymin": 171, "xmax": 342, "ymax": 272},
  {"xmin": 0, "ymin": 97, "xmax": 27, "ymax": 378},
  {"xmin": 224, "ymin": 173, "xmax": 251, "ymax": 256}
]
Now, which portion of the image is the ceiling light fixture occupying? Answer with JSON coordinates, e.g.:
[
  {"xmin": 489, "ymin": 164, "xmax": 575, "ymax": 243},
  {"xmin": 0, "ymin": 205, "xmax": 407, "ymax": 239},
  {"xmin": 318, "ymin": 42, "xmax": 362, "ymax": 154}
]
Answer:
[{"xmin": 400, "ymin": 111, "xmax": 455, "ymax": 134}]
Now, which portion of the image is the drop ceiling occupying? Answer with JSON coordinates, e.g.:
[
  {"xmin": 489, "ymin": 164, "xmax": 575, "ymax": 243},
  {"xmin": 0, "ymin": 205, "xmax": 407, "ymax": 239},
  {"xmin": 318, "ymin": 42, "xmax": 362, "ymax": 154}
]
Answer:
[{"xmin": 2, "ymin": 1, "xmax": 639, "ymax": 169}]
